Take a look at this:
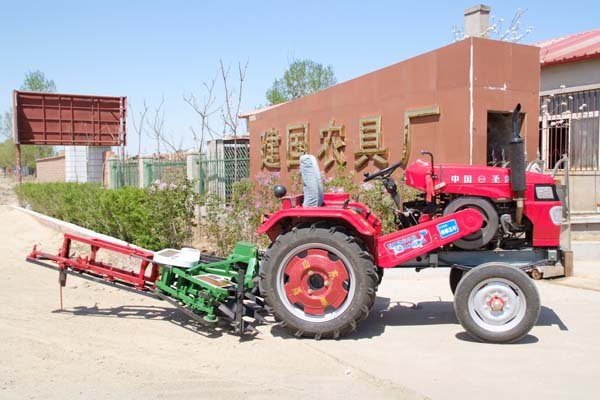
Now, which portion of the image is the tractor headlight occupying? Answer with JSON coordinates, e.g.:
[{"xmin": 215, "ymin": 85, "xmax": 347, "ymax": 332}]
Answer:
[
  {"xmin": 535, "ymin": 184, "xmax": 558, "ymax": 201},
  {"xmin": 549, "ymin": 206, "xmax": 563, "ymax": 225}
]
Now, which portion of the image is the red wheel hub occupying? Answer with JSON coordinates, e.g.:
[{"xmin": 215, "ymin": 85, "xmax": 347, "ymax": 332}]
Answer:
[
  {"xmin": 283, "ymin": 248, "xmax": 350, "ymax": 315},
  {"xmin": 488, "ymin": 296, "xmax": 505, "ymax": 312}
]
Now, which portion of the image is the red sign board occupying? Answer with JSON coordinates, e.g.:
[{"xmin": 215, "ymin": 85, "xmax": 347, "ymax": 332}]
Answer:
[{"xmin": 13, "ymin": 90, "xmax": 126, "ymax": 146}]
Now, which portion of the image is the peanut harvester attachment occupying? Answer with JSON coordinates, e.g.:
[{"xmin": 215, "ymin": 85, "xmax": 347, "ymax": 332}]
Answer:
[{"xmin": 27, "ymin": 233, "xmax": 265, "ymax": 335}]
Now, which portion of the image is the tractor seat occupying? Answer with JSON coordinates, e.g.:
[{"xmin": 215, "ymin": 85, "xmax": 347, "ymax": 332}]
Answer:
[{"xmin": 299, "ymin": 154, "xmax": 324, "ymax": 207}]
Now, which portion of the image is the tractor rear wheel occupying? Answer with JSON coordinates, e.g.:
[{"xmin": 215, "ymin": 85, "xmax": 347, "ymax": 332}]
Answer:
[
  {"xmin": 443, "ymin": 197, "xmax": 498, "ymax": 250},
  {"xmin": 454, "ymin": 262, "xmax": 540, "ymax": 343},
  {"xmin": 261, "ymin": 223, "xmax": 378, "ymax": 339}
]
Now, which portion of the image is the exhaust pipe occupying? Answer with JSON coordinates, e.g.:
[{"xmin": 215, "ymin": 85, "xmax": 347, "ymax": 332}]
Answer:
[{"xmin": 508, "ymin": 104, "xmax": 526, "ymax": 225}]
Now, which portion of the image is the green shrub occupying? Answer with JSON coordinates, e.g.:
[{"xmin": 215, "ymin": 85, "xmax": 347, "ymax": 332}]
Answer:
[
  {"xmin": 16, "ymin": 180, "xmax": 199, "ymax": 251},
  {"xmin": 203, "ymin": 172, "xmax": 282, "ymax": 255},
  {"xmin": 201, "ymin": 167, "xmax": 421, "ymax": 255}
]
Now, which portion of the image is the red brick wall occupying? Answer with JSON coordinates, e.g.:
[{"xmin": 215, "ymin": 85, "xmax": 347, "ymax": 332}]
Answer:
[
  {"xmin": 246, "ymin": 38, "xmax": 540, "ymax": 186},
  {"xmin": 36, "ymin": 155, "xmax": 65, "ymax": 183}
]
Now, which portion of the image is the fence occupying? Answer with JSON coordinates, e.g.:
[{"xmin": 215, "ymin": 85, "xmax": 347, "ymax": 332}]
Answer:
[
  {"xmin": 198, "ymin": 157, "xmax": 250, "ymax": 201},
  {"xmin": 107, "ymin": 152, "xmax": 249, "ymax": 203},
  {"xmin": 109, "ymin": 161, "xmax": 139, "ymax": 189},
  {"xmin": 143, "ymin": 160, "xmax": 186, "ymax": 187},
  {"xmin": 108, "ymin": 159, "xmax": 186, "ymax": 189}
]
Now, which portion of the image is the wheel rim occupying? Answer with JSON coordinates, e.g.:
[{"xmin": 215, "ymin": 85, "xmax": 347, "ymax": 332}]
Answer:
[
  {"xmin": 467, "ymin": 278, "xmax": 527, "ymax": 332},
  {"xmin": 276, "ymin": 243, "xmax": 356, "ymax": 322}
]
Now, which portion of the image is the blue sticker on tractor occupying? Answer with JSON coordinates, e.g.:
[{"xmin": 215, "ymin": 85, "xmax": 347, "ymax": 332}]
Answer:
[
  {"xmin": 385, "ymin": 229, "xmax": 430, "ymax": 255},
  {"xmin": 437, "ymin": 219, "xmax": 459, "ymax": 239}
]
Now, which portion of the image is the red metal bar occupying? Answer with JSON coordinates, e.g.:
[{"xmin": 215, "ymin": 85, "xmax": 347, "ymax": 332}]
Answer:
[
  {"xmin": 376, "ymin": 209, "xmax": 484, "ymax": 268},
  {"xmin": 28, "ymin": 233, "xmax": 160, "ymax": 291}
]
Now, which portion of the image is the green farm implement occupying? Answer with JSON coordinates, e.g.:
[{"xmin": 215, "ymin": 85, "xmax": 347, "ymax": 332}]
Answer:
[{"xmin": 27, "ymin": 233, "xmax": 265, "ymax": 335}]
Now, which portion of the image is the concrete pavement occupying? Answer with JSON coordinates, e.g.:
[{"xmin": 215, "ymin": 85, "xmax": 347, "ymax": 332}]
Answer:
[{"xmin": 2, "ymin": 189, "xmax": 599, "ymax": 399}]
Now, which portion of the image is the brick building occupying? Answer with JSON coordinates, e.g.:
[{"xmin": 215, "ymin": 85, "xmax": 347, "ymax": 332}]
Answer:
[
  {"xmin": 35, "ymin": 154, "xmax": 66, "ymax": 183},
  {"xmin": 537, "ymin": 28, "xmax": 600, "ymax": 214},
  {"xmin": 242, "ymin": 36, "xmax": 540, "ymax": 187}
]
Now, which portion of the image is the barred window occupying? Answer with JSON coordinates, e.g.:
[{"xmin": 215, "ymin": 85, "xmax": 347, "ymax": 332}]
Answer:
[{"xmin": 540, "ymin": 89, "xmax": 600, "ymax": 171}]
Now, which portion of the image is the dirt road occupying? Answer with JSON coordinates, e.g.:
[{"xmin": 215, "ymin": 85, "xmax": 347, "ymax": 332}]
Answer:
[
  {"xmin": 0, "ymin": 177, "xmax": 419, "ymax": 399},
  {"xmin": 2, "ymin": 177, "xmax": 600, "ymax": 399}
]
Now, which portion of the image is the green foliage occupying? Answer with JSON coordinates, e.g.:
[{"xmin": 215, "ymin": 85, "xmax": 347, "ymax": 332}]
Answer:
[
  {"xmin": 266, "ymin": 59, "xmax": 336, "ymax": 105},
  {"xmin": 15, "ymin": 180, "xmax": 199, "ymax": 251},
  {"xmin": 0, "ymin": 138, "xmax": 54, "ymax": 169},
  {"xmin": 323, "ymin": 164, "xmax": 359, "ymax": 194},
  {"xmin": 204, "ymin": 172, "xmax": 282, "ymax": 255},
  {"xmin": 21, "ymin": 70, "xmax": 56, "ymax": 92},
  {"xmin": 0, "ymin": 70, "xmax": 56, "ymax": 168},
  {"xmin": 357, "ymin": 180, "xmax": 420, "ymax": 234},
  {"xmin": 323, "ymin": 165, "xmax": 419, "ymax": 234},
  {"xmin": 202, "ymin": 166, "xmax": 421, "ymax": 256}
]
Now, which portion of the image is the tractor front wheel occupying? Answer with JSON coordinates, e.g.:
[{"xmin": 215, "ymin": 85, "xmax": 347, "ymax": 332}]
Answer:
[
  {"xmin": 261, "ymin": 224, "xmax": 378, "ymax": 339},
  {"xmin": 449, "ymin": 267, "xmax": 465, "ymax": 295},
  {"xmin": 454, "ymin": 262, "xmax": 540, "ymax": 343}
]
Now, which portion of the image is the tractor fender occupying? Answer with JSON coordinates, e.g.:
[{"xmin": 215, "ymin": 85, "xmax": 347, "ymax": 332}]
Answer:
[{"xmin": 257, "ymin": 207, "xmax": 378, "ymax": 242}]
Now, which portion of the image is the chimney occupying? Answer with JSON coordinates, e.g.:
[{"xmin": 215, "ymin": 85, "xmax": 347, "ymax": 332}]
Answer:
[{"xmin": 464, "ymin": 4, "xmax": 491, "ymax": 38}]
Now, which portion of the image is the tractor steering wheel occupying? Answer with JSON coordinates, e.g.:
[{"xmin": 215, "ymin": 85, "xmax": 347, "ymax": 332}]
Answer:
[{"xmin": 363, "ymin": 160, "xmax": 404, "ymax": 182}]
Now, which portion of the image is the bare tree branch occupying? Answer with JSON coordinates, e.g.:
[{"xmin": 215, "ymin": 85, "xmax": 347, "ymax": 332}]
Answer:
[
  {"xmin": 183, "ymin": 74, "xmax": 220, "ymax": 153},
  {"xmin": 219, "ymin": 59, "xmax": 248, "ymax": 137},
  {"xmin": 219, "ymin": 59, "xmax": 249, "ymax": 181},
  {"xmin": 130, "ymin": 100, "xmax": 148, "ymax": 158},
  {"xmin": 146, "ymin": 96, "xmax": 166, "ymax": 156},
  {"xmin": 159, "ymin": 128, "xmax": 184, "ymax": 157}
]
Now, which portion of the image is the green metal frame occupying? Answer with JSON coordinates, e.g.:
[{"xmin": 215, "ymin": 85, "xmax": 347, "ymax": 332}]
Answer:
[{"xmin": 154, "ymin": 242, "xmax": 259, "ymax": 322}]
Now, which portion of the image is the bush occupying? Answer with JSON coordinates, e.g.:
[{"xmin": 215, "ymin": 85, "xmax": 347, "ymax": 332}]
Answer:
[
  {"xmin": 203, "ymin": 172, "xmax": 281, "ymax": 255},
  {"xmin": 16, "ymin": 180, "xmax": 199, "ymax": 251},
  {"xmin": 201, "ymin": 167, "xmax": 421, "ymax": 255},
  {"xmin": 323, "ymin": 164, "xmax": 419, "ymax": 234}
]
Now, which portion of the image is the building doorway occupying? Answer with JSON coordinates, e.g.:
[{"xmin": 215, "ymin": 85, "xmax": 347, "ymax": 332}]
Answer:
[{"xmin": 487, "ymin": 111, "xmax": 525, "ymax": 166}]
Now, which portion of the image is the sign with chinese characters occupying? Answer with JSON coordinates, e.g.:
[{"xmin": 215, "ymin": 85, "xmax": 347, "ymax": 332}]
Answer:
[
  {"xmin": 286, "ymin": 124, "xmax": 309, "ymax": 168},
  {"xmin": 448, "ymin": 174, "xmax": 510, "ymax": 184},
  {"xmin": 260, "ymin": 129, "xmax": 281, "ymax": 169},
  {"xmin": 318, "ymin": 120, "xmax": 346, "ymax": 170},
  {"xmin": 259, "ymin": 116, "xmax": 393, "ymax": 172},
  {"xmin": 436, "ymin": 219, "xmax": 459, "ymax": 239},
  {"xmin": 355, "ymin": 116, "xmax": 388, "ymax": 170}
]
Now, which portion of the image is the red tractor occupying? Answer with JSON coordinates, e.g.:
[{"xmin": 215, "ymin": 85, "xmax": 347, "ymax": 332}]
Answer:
[{"xmin": 257, "ymin": 105, "xmax": 566, "ymax": 343}]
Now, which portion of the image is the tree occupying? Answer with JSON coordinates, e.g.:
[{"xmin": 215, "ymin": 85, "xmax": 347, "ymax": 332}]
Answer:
[
  {"xmin": 0, "ymin": 138, "xmax": 53, "ymax": 169},
  {"xmin": 183, "ymin": 74, "xmax": 219, "ymax": 153},
  {"xmin": 452, "ymin": 8, "xmax": 533, "ymax": 43},
  {"xmin": 21, "ymin": 70, "xmax": 56, "ymax": 92},
  {"xmin": 130, "ymin": 100, "xmax": 148, "ymax": 157},
  {"xmin": 266, "ymin": 59, "xmax": 336, "ymax": 105},
  {"xmin": 0, "ymin": 111, "xmax": 12, "ymax": 139},
  {"xmin": 0, "ymin": 70, "xmax": 56, "ymax": 170},
  {"xmin": 184, "ymin": 60, "xmax": 248, "ymax": 154}
]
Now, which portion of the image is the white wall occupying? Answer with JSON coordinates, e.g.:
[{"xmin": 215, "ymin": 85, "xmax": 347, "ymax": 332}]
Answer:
[{"xmin": 65, "ymin": 146, "xmax": 112, "ymax": 183}]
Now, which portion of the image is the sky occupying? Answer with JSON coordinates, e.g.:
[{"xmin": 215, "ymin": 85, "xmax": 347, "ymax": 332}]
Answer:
[{"xmin": 1, "ymin": 0, "xmax": 599, "ymax": 155}]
